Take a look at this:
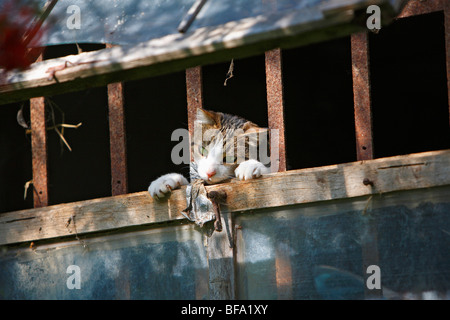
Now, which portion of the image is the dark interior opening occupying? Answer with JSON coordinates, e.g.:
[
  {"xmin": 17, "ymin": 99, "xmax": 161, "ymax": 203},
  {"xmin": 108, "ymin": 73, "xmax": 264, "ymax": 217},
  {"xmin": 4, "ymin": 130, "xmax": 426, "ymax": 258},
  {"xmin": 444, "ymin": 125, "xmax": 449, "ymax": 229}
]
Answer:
[
  {"xmin": 124, "ymin": 72, "xmax": 188, "ymax": 194},
  {"xmin": 369, "ymin": 12, "xmax": 450, "ymax": 158},
  {"xmin": 282, "ymin": 36, "xmax": 357, "ymax": 170},
  {"xmin": 0, "ymin": 101, "xmax": 33, "ymax": 213}
]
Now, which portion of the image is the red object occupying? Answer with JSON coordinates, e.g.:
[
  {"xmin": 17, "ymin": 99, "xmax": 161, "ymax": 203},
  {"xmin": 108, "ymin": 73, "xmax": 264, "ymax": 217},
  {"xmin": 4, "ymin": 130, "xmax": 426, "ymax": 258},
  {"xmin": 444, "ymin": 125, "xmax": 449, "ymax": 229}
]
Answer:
[{"xmin": 0, "ymin": 2, "xmax": 46, "ymax": 71}]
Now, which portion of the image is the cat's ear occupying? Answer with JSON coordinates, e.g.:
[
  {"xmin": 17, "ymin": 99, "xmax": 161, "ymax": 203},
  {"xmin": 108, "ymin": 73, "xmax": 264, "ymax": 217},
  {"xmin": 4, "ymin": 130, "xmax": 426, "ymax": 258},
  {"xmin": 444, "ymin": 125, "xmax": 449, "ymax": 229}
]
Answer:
[
  {"xmin": 196, "ymin": 109, "xmax": 219, "ymax": 125},
  {"xmin": 242, "ymin": 121, "xmax": 268, "ymax": 134}
]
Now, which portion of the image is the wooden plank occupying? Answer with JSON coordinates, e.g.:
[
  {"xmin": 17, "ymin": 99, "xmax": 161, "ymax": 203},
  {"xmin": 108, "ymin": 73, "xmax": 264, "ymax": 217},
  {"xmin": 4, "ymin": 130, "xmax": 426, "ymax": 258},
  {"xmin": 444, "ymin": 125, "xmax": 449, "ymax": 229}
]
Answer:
[
  {"xmin": 0, "ymin": 7, "xmax": 357, "ymax": 105},
  {"xmin": 0, "ymin": 189, "xmax": 187, "ymax": 247},
  {"xmin": 1, "ymin": 149, "xmax": 450, "ymax": 246}
]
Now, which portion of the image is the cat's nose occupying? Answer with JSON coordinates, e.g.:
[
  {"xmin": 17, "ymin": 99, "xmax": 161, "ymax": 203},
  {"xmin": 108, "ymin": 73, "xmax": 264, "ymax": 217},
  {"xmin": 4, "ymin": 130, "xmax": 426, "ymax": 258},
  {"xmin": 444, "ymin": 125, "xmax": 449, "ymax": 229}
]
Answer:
[{"xmin": 206, "ymin": 169, "xmax": 216, "ymax": 179}]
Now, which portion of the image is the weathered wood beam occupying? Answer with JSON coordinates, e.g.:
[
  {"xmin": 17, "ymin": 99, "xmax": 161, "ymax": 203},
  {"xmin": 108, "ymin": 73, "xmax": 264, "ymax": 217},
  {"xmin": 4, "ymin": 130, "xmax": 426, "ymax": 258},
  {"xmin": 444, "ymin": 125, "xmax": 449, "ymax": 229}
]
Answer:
[
  {"xmin": 0, "ymin": 7, "xmax": 359, "ymax": 105},
  {"xmin": 1, "ymin": 149, "xmax": 449, "ymax": 246}
]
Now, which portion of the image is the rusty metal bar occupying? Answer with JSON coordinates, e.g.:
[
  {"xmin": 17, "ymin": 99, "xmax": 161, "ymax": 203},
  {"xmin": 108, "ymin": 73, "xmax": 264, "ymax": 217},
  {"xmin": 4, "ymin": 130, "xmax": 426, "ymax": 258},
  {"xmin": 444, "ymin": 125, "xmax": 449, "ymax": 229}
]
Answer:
[
  {"xmin": 265, "ymin": 48, "xmax": 287, "ymax": 173},
  {"xmin": 186, "ymin": 66, "xmax": 203, "ymax": 134},
  {"xmin": 265, "ymin": 48, "xmax": 291, "ymax": 299},
  {"xmin": 186, "ymin": 66, "xmax": 204, "ymax": 160},
  {"xmin": 351, "ymin": 32, "xmax": 382, "ymax": 299},
  {"xmin": 445, "ymin": 0, "xmax": 450, "ymax": 126},
  {"xmin": 351, "ymin": 32, "xmax": 374, "ymax": 161},
  {"xmin": 106, "ymin": 44, "xmax": 128, "ymax": 196},
  {"xmin": 30, "ymin": 56, "xmax": 49, "ymax": 207},
  {"xmin": 397, "ymin": 0, "xmax": 443, "ymax": 19}
]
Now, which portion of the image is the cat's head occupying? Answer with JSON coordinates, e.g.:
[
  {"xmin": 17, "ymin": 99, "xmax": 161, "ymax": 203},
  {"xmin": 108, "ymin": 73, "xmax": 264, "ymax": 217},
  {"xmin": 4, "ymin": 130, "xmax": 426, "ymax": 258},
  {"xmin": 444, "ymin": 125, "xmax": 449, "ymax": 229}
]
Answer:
[{"xmin": 192, "ymin": 108, "xmax": 267, "ymax": 184}]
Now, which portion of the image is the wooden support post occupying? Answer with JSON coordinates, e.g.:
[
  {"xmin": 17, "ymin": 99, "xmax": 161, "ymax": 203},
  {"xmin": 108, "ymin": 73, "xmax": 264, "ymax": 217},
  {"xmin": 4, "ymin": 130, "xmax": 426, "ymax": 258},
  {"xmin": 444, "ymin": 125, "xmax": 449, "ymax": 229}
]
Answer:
[
  {"xmin": 106, "ymin": 44, "xmax": 128, "ymax": 196},
  {"xmin": 351, "ymin": 32, "xmax": 381, "ymax": 299},
  {"xmin": 185, "ymin": 66, "xmax": 236, "ymax": 300},
  {"xmin": 30, "ymin": 55, "xmax": 48, "ymax": 208}
]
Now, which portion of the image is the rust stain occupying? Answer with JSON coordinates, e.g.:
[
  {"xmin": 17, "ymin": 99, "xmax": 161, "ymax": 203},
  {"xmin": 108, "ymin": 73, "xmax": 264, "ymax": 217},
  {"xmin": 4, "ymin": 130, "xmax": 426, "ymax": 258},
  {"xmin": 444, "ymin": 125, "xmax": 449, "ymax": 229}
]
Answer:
[{"xmin": 265, "ymin": 48, "xmax": 287, "ymax": 172}]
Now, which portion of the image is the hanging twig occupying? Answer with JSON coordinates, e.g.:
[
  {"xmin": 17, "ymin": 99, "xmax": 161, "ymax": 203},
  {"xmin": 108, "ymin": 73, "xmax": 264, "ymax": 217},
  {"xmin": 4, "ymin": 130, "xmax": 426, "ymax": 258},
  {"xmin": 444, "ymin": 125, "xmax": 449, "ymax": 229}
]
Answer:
[
  {"xmin": 223, "ymin": 59, "xmax": 234, "ymax": 86},
  {"xmin": 45, "ymin": 97, "xmax": 82, "ymax": 152},
  {"xmin": 23, "ymin": 180, "xmax": 33, "ymax": 200}
]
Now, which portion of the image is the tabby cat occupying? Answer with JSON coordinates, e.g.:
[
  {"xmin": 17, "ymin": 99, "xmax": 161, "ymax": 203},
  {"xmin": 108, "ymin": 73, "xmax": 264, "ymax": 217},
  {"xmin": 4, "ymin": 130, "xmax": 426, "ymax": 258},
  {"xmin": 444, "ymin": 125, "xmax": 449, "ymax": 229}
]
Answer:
[{"xmin": 148, "ymin": 108, "xmax": 271, "ymax": 199}]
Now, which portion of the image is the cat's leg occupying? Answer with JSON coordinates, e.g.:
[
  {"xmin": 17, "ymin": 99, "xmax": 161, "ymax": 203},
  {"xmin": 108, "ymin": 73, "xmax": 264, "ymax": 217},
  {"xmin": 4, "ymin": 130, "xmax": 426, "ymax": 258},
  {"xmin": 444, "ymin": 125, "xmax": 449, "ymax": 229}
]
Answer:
[
  {"xmin": 234, "ymin": 159, "xmax": 271, "ymax": 181},
  {"xmin": 148, "ymin": 173, "xmax": 189, "ymax": 199}
]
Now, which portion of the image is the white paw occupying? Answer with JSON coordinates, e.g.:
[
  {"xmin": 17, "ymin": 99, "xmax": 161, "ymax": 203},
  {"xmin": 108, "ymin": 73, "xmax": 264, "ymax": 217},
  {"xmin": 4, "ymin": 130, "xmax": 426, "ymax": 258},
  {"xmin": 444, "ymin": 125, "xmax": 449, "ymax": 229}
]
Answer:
[
  {"xmin": 234, "ymin": 160, "xmax": 270, "ymax": 181},
  {"xmin": 148, "ymin": 173, "xmax": 188, "ymax": 199}
]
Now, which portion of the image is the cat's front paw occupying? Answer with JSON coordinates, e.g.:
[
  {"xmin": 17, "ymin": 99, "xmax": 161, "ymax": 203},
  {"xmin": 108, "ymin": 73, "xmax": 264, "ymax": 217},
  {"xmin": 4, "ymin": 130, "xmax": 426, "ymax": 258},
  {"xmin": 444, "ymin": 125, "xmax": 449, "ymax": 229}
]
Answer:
[
  {"xmin": 148, "ymin": 173, "xmax": 189, "ymax": 199},
  {"xmin": 234, "ymin": 160, "xmax": 270, "ymax": 181}
]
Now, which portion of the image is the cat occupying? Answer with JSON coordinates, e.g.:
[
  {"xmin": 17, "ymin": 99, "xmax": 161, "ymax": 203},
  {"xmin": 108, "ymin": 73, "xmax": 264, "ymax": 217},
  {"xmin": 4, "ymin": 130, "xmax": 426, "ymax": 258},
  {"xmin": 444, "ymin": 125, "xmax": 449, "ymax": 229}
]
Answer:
[{"xmin": 148, "ymin": 108, "xmax": 271, "ymax": 199}]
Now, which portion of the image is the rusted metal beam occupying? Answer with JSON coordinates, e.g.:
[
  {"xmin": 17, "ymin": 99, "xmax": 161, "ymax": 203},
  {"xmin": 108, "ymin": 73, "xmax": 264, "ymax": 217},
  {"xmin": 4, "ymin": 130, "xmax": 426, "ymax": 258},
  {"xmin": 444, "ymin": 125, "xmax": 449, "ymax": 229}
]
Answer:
[
  {"xmin": 445, "ymin": 0, "xmax": 450, "ymax": 126},
  {"xmin": 30, "ymin": 56, "xmax": 48, "ymax": 207},
  {"xmin": 351, "ymin": 32, "xmax": 382, "ymax": 300},
  {"xmin": 106, "ymin": 44, "xmax": 128, "ymax": 196},
  {"xmin": 265, "ymin": 48, "xmax": 291, "ymax": 299},
  {"xmin": 265, "ymin": 48, "xmax": 287, "ymax": 173},
  {"xmin": 186, "ymin": 66, "xmax": 203, "ymax": 134},
  {"xmin": 351, "ymin": 32, "xmax": 374, "ymax": 161},
  {"xmin": 397, "ymin": 0, "xmax": 444, "ymax": 19},
  {"xmin": 186, "ymin": 66, "xmax": 204, "ymax": 160}
]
